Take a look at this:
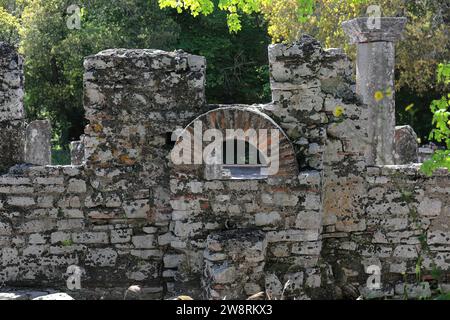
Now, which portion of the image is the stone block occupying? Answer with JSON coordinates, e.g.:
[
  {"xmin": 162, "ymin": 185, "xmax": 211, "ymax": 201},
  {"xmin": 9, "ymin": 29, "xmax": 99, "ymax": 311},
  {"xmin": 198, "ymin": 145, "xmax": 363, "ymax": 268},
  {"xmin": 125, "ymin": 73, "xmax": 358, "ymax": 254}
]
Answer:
[
  {"xmin": 111, "ymin": 228, "xmax": 132, "ymax": 244},
  {"xmin": 72, "ymin": 232, "xmax": 108, "ymax": 244},
  {"xmin": 394, "ymin": 125, "xmax": 418, "ymax": 164},
  {"xmin": 132, "ymin": 235, "xmax": 156, "ymax": 249},
  {"xmin": 86, "ymin": 248, "xmax": 118, "ymax": 267},
  {"xmin": 255, "ymin": 212, "xmax": 281, "ymax": 226},
  {"xmin": 418, "ymin": 198, "xmax": 442, "ymax": 217}
]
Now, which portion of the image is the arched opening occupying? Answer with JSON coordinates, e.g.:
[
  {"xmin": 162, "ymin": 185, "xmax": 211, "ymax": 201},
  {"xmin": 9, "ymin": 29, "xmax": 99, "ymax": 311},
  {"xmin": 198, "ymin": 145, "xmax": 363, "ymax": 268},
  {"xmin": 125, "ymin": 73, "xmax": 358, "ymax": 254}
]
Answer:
[{"xmin": 172, "ymin": 106, "xmax": 299, "ymax": 180}]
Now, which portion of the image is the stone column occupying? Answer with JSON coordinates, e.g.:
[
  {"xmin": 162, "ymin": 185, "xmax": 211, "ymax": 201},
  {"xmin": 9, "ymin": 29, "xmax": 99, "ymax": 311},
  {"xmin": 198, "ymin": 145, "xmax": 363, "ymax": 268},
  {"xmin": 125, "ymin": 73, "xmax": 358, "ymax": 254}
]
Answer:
[
  {"xmin": 0, "ymin": 42, "xmax": 26, "ymax": 173},
  {"xmin": 342, "ymin": 17, "xmax": 406, "ymax": 165}
]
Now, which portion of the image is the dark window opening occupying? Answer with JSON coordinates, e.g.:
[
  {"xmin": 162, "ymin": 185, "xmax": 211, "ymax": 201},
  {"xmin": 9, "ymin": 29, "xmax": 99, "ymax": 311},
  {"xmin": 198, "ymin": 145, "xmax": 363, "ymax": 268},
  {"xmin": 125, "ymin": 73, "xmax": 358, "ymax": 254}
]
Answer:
[
  {"xmin": 222, "ymin": 139, "xmax": 266, "ymax": 165},
  {"xmin": 220, "ymin": 139, "xmax": 268, "ymax": 180}
]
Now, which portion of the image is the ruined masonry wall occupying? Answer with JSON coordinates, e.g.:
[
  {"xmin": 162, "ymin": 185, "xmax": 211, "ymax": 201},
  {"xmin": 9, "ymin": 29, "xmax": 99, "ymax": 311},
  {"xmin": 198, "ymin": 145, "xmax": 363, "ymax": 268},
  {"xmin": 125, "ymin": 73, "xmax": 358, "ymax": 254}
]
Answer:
[
  {"xmin": 321, "ymin": 165, "xmax": 450, "ymax": 299},
  {"xmin": 0, "ymin": 38, "xmax": 449, "ymax": 299},
  {"xmin": 1, "ymin": 49, "xmax": 208, "ymax": 299}
]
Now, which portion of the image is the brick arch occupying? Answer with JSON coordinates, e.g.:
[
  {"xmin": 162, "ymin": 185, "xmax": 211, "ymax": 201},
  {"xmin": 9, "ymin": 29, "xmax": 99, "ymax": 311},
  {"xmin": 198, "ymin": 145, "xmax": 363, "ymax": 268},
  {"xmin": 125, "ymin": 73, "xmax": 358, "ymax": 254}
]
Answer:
[{"xmin": 174, "ymin": 106, "xmax": 299, "ymax": 177}]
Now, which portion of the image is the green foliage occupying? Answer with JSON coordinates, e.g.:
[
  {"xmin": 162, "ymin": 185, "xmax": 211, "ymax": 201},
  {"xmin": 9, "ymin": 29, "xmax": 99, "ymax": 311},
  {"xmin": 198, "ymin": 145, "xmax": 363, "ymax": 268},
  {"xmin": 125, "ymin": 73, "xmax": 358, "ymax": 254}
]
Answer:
[
  {"xmin": 61, "ymin": 239, "xmax": 73, "ymax": 247},
  {"xmin": 421, "ymin": 150, "xmax": 450, "ymax": 176},
  {"xmin": 173, "ymin": 9, "xmax": 270, "ymax": 104},
  {"xmin": 421, "ymin": 63, "xmax": 450, "ymax": 176},
  {"xmin": 160, "ymin": 0, "xmax": 262, "ymax": 32},
  {"xmin": 52, "ymin": 148, "xmax": 71, "ymax": 166},
  {"xmin": 159, "ymin": 0, "xmax": 320, "ymax": 32},
  {"xmin": 0, "ymin": 1, "xmax": 20, "ymax": 45},
  {"xmin": 434, "ymin": 291, "xmax": 450, "ymax": 300},
  {"xmin": 437, "ymin": 62, "xmax": 450, "ymax": 85},
  {"xmin": 429, "ymin": 95, "xmax": 450, "ymax": 147}
]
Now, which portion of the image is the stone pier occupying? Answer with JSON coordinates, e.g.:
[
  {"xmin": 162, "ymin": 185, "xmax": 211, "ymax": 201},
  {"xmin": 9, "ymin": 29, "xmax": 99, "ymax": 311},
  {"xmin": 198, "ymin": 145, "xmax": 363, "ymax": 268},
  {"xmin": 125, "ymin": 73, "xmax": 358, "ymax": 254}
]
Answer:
[
  {"xmin": 0, "ymin": 42, "xmax": 26, "ymax": 173},
  {"xmin": 343, "ymin": 17, "xmax": 407, "ymax": 165}
]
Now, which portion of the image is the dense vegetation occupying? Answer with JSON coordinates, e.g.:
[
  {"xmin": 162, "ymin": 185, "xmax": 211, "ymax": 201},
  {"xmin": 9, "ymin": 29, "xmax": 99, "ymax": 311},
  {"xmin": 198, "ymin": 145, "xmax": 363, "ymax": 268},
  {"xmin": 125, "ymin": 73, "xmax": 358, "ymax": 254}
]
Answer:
[{"xmin": 0, "ymin": 0, "xmax": 448, "ymax": 165}]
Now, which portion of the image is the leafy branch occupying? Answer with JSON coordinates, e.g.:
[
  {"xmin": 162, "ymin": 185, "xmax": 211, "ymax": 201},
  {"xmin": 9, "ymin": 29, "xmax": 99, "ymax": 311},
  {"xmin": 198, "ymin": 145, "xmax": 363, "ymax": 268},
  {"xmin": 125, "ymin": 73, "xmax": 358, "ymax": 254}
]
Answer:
[
  {"xmin": 158, "ymin": 0, "xmax": 316, "ymax": 32},
  {"xmin": 421, "ymin": 62, "xmax": 450, "ymax": 176}
]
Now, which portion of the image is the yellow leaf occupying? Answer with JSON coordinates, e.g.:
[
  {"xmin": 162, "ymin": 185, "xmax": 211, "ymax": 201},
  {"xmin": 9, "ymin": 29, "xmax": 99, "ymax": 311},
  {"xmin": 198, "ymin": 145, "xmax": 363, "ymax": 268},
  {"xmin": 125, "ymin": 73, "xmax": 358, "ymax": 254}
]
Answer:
[
  {"xmin": 333, "ymin": 106, "xmax": 344, "ymax": 117},
  {"xmin": 374, "ymin": 91, "xmax": 384, "ymax": 102}
]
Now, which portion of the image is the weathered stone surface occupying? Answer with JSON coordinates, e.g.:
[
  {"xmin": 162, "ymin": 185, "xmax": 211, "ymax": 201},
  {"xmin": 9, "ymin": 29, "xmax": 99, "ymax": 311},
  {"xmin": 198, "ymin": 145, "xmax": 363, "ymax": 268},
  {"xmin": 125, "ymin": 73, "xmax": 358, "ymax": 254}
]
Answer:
[
  {"xmin": 295, "ymin": 211, "xmax": 321, "ymax": 229},
  {"xmin": 428, "ymin": 231, "xmax": 450, "ymax": 245},
  {"xmin": 394, "ymin": 282, "xmax": 431, "ymax": 299},
  {"xmin": 265, "ymin": 274, "xmax": 283, "ymax": 298},
  {"xmin": 132, "ymin": 235, "xmax": 156, "ymax": 249},
  {"xmin": 255, "ymin": 212, "xmax": 281, "ymax": 226},
  {"xmin": 342, "ymin": 17, "xmax": 407, "ymax": 44},
  {"xmin": 67, "ymin": 179, "xmax": 87, "ymax": 193},
  {"xmin": 203, "ymin": 229, "xmax": 267, "ymax": 299},
  {"xmin": 267, "ymin": 230, "xmax": 319, "ymax": 242},
  {"xmin": 0, "ymin": 43, "xmax": 25, "ymax": 173},
  {"xmin": 111, "ymin": 228, "xmax": 132, "ymax": 244},
  {"xmin": 70, "ymin": 139, "xmax": 85, "ymax": 165},
  {"xmin": 392, "ymin": 245, "xmax": 418, "ymax": 259},
  {"xmin": 86, "ymin": 248, "xmax": 118, "ymax": 267},
  {"xmin": 163, "ymin": 254, "xmax": 184, "ymax": 268},
  {"xmin": 418, "ymin": 198, "xmax": 442, "ymax": 216},
  {"xmin": 123, "ymin": 200, "xmax": 150, "ymax": 219},
  {"xmin": 72, "ymin": 232, "xmax": 108, "ymax": 244},
  {"xmin": 0, "ymin": 222, "xmax": 12, "ymax": 236},
  {"xmin": 394, "ymin": 125, "xmax": 419, "ymax": 164}
]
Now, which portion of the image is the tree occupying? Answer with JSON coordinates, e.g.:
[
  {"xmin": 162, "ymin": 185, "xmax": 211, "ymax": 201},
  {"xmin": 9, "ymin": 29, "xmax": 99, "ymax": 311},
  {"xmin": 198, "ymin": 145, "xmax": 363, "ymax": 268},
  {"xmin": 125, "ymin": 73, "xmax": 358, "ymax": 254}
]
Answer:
[
  {"xmin": 172, "ymin": 9, "xmax": 271, "ymax": 104},
  {"xmin": 0, "ymin": 0, "xmax": 22, "ymax": 45}
]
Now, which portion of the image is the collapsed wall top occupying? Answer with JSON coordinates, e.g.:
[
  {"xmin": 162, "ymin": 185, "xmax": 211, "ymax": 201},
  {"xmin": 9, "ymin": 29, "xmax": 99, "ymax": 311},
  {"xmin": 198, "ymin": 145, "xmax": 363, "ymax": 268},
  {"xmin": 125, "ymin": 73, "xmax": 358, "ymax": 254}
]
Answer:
[
  {"xmin": 0, "ymin": 42, "xmax": 24, "ymax": 121},
  {"xmin": 0, "ymin": 42, "xmax": 26, "ymax": 173},
  {"xmin": 83, "ymin": 49, "xmax": 206, "ymax": 115}
]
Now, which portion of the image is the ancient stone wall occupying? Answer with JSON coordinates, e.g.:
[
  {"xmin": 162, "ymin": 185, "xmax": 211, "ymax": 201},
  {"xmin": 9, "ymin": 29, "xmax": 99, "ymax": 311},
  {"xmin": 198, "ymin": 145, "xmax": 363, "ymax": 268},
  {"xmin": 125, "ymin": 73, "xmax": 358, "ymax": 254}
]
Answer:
[
  {"xmin": 1, "ymin": 48, "xmax": 209, "ymax": 299},
  {"xmin": 0, "ymin": 32, "xmax": 449, "ymax": 300},
  {"xmin": 322, "ymin": 165, "xmax": 450, "ymax": 299}
]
